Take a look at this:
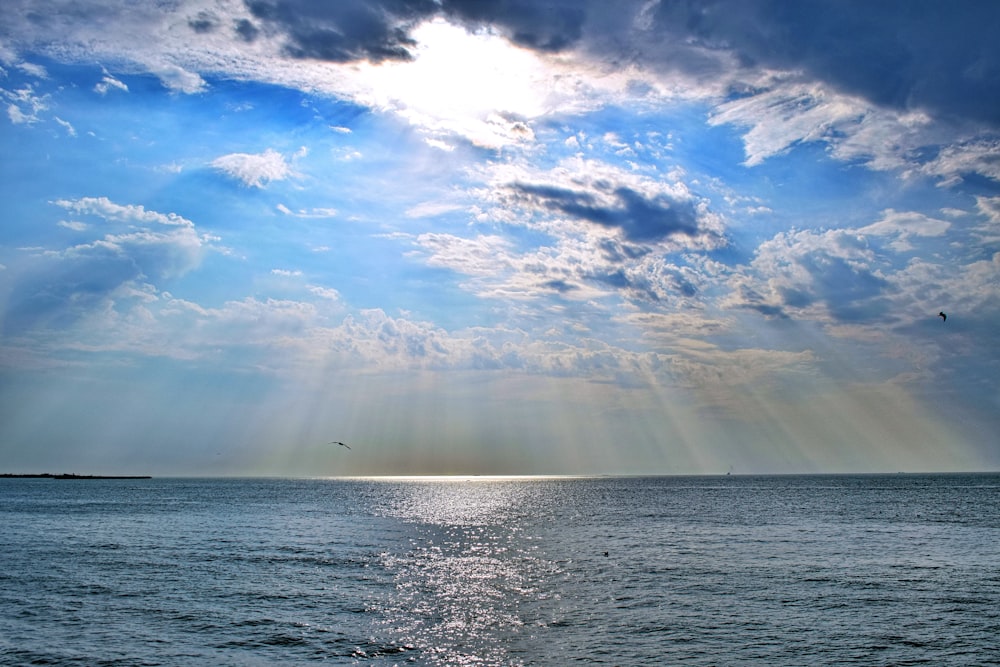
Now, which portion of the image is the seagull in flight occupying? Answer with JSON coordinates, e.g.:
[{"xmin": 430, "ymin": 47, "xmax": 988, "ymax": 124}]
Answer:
[
  {"xmin": 329, "ymin": 441, "xmax": 351, "ymax": 450},
  {"xmin": 938, "ymin": 311, "xmax": 947, "ymax": 322}
]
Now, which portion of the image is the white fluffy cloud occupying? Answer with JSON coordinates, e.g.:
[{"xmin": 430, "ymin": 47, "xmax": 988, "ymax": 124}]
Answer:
[
  {"xmin": 210, "ymin": 149, "xmax": 290, "ymax": 188},
  {"xmin": 3, "ymin": 84, "xmax": 48, "ymax": 124},
  {"xmin": 51, "ymin": 197, "xmax": 208, "ymax": 279},
  {"xmin": 54, "ymin": 196, "xmax": 195, "ymax": 227}
]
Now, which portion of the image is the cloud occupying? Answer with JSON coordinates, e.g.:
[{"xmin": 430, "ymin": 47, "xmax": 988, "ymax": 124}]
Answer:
[
  {"xmin": 858, "ymin": 209, "xmax": 950, "ymax": 252},
  {"xmin": 3, "ymin": 197, "xmax": 217, "ymax": 335},
  {"xmin": 710, "ymin": 80, "xmax": 876, "ymax": 167},
  {"xmin": 276, "ymin": 204, "xmax": 337, "ymax": 218},
  {"xmin": 14, "ymin": 61, "xmax": 47, "ymax": 79},
  {"xmin": 188, "ymin": 10, "xmax": 221, "ymax": 34},
  {"xmin": 211, "ymin": 0, "xmax": 588, "ymax": 69},
  {"xmin": 412, "ymin": 230, "xmax": 604, "ymax": 301},
  {"xmin": 344, "ymin": 19, "xmax": 588, "ymax": 148},
  {"xmin": 94, "ymin": 70, "xmax": 128, "ymax": 95},
  {"xmin": 405, "ymin": 201, "xmax": 464, "ymax": 219},
  {"xmin": 487, "ymin": 157, "xmax": 725, "ymax": 247},
  {"xmin": 307, "ymin": 285, "xmax": 340, "ymax": 301},
  {"xmin": 15, "ymin": 291, "xmax": 665, "ymax": 384},
  {"xmin": 511, "ymin": 182, "xmax": 701, "ymax": 243},
  {"xmin": 414, "ymin": 232, "xmax": 518, "ymax": 279},
  {"xmin": 147, "ymin": 61, "xmax": 206, "ymax": 94},
  {"xmin": 53, "ymin": 197, "xmax": 195, "ymax": 227},
  {"xmin": 211, "ymin": 148, "xmax": 290, "ymax": 187},
  {"xmin": 443, "ymin": 1, "xmax": 586, "ymax": 53},
  {"xmin": 235, "ymin": 17, "xmax": 261, "ymax": 42},
  {"xmin": 669, "ymin": 346, "xmax": 817, "ymax": 396},
  {"xmin": 7, "ymin": 103, "xmax": 33, "ymax": 124},
  {"xmin": 917, "ymin": 139, "xmax": 1000, "ymax": 186},
  {"xmin": 412, "ymin": 230, "xmax": 711, "ymax": 308},
  {"xmin": 619, "ymin": 311, "xmax": 732, "ymax": 344},
  {"xmin": 726, "ymin": 228, "xmax": 888, "ymax": 323},
  {"xmin": 886, "ymin": 253, "xmax": 1000, "ymax": 325},
  {"xmin": 641, "ymin": 0, "xmax": 1000, "ymax": 128},
  {"xmin": 3, "ymin": 2, "xmax": 998, "ymax": 125},
  {"xmin": 401, "ymin": 156, "xmax": 731, "ymax": 309},
  {"xmin": 706, "ymin": 75, "xmax": 974, "ymax": 181},
  {"xmin": 60, "ymin": 228, "xmax": 206, "ymax": 280},
  {"xmin": 725, "ymin": 203, "xmax": 993, "ymax": 331},
  {"xmin": 246, "ymin": 0, "xmax": 432, "ymax": 63},
  {"xmin": 3, "ymin": 85, "xmax": 48, "ymax": 124},
  {"xmin": 243, "ymin": 0, "xmax": 586, "ymax": 66},
  {"xmin": 54, "ymin": 116, "xmax": 76, "ymax": 136},
  {"xmin": 976, "ymin": 196, "xmax": 1000, "ymax": 224}
]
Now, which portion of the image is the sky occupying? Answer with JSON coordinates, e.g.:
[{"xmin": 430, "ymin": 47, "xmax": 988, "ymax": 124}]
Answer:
[{"xmin": 1, "ymin": 0, "xmax": 999, "ymax": 476}]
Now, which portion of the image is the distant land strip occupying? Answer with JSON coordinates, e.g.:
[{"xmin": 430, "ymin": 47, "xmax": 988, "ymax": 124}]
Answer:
[{"xmin": 1, "ymin": 473, "xmax": 152, "ymax": 480}]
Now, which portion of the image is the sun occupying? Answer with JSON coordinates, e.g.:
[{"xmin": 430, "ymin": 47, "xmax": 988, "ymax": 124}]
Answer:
[{"xmin": 354, "ymin": 19, "xmax": 563, "ymax": 147}]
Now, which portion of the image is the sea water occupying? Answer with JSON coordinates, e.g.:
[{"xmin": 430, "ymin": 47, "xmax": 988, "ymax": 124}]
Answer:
[{"xmin": 1, "ymin": 474, "xmax": 998, "ymax": 666}]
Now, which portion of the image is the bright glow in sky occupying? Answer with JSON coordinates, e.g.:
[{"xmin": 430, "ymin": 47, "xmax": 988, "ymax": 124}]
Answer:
[
  {"xmin": 1, "ymin": 0, "xmax": 998, "ymax": 476},
  {"xmin": 356, "ymin": 20, "xmax": 554, "ymax": 147}
]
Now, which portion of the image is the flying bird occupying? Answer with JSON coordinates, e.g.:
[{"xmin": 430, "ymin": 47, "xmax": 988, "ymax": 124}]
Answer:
[
  {"xmin": 329, "ymin": 441, "xmax": 351, "ymax": 450},
  {"xmin": 938, "ymin": 311, "xmax": 947, "ymax": 322}
]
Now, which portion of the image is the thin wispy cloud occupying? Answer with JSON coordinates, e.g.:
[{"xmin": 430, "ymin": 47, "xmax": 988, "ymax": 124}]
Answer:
[{"xmin": 94, "ymin": 69, "xmax": 128, "ymax": 95}]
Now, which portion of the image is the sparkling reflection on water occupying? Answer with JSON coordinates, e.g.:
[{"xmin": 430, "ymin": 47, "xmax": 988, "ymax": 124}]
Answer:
[{"xmin": 370, "ymin": 478, "xmax": 558, "ymax": 666}]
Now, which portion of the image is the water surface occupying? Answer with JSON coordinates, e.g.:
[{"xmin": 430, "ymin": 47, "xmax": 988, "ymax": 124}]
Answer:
[{"xmin": 2, "ymin": 474, "xmax": 998, "ymax": 665}]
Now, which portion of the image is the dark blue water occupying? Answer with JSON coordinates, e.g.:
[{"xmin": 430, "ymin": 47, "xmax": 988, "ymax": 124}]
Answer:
[{"xmin": 1, "ymin": 475, "xmax": 998, "ymax": 665}]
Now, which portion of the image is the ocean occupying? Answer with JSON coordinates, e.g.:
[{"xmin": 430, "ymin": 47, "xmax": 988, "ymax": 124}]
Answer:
[{"xmin": 1, "ymin": 474, "xmax": 998, "ymax": 666}]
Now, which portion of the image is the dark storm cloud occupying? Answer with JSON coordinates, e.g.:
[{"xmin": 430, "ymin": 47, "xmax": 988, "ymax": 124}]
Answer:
[
  {"xmin": 245, "ymin": 0, "xmax": 438, "ymax": 62},
  {"xmin": 512, "ymin": 182, "xmax": 701, "ymax": 243},
  {"xmin": 644, "ymin": 0, "xmax": 1000, "ymax": 126},
  {"xmin": 441, "ymin": 0, "xmax": 585, "ymax": 52},
  {"xmin": 242, "ymin": 0, "xmax": 586, "ymax": 62}
]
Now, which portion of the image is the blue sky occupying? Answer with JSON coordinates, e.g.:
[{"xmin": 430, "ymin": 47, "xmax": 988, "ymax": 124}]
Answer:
[{"xmin": 1, "ymin": 0, "xmax": 998, "ymax": 476}]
